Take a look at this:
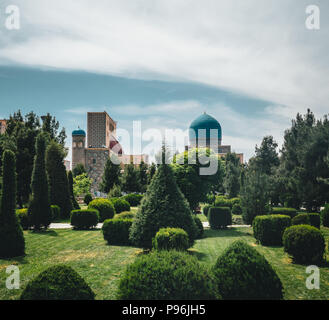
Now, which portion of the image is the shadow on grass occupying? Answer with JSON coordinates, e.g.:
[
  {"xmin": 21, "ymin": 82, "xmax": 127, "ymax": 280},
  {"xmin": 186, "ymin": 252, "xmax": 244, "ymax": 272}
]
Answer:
[
  {"xmin": 30, "ymin": 230, "xmax": 58, "ymax": 237},
  {"xmin": 188, "ymin": 249, "xmax": 208, "ymax": 262},
  {"xmin": 203, "ymin": 228, "xmax": 251, "ymax": 239}
]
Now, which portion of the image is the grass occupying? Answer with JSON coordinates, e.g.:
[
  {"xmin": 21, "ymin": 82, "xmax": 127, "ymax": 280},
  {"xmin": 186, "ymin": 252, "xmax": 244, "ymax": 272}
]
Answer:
[{"xmin": 0, "ymin": 223, "xmax": 328, "ymax": 300}]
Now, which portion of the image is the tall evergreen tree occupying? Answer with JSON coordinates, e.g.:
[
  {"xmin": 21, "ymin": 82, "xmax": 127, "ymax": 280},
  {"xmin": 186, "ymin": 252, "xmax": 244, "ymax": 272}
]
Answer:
[
  {"xmin": 100, "ymin": 156, "xmax": 121, "ymax": 193},
  {"xmin": 28, "ymin": 133, "xmax": 52, "ymax": 230},
  {"xmin": 138, "ymin": 161, "xmax": 148, "ymax": 193},
  {"xmin": 68, "ymin": 171, "xmax": 80, "ymax": 210},
  {"xmin": 0, "ymin": 150, "xmax": 25, "ymax": 258},
  {"xmin": 223, "ymin": 153, "xmax": 241, "ymax": 198},
  {"xmin": 46, "ymin": 141, "xmax": 72, "ymax": 218},
  {"xmin": 130, "ymin": 147, "xmax": 197, "ymax": 248},
  {"xmin": 147, "ymin": 163, "xmax": 157, "ymax": 185},
  {"xmin": 122, "ymin": 163, "xmax": 140, "ymax": 193}
]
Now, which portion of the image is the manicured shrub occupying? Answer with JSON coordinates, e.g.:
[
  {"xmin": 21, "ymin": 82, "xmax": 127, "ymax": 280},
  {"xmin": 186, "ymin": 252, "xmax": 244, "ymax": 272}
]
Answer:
[
  {"xmin": 203, "ymin": 204, "xmax": 211, "ymax": 217},
  {"xmin": 111, "ymin": 198, "xmax": 131, "ymax": 214},
  {"xmin": 321, "ymin": 204, "xmax": 329, "ymax": 227},
  {"xmin": 20, "ymin": 265, "xmax": 95, "ymax": 300},
  {"xmin": 232, "ymin": 203, "xmax": 242, "ymax": 215},
  {"xmin": 84, "ymin": 194, "xmax": 93, "ymax": 205},
  {"xmin": 16, "ymin": 209, "xmax": 30, "ymax": 230},
  {"xmin": 308, "ymin": 213, "xmax": 321, "ymax": 229},
  {"xmin": 117, "ymin": 250, "xmax": 220, "ymax": 300},
  {"xmin": 123, "ymin": 193, "xmax": 143, "ymax": 207},
  {"xmin": 283, "ymin": 225, "xmax": 325, "ymax": 264},
  {"xmin": 193, "ymin": 216, "xmax": 204, "ymax": 239},
  {"xmin": 102, "ymin": 218, "xmax": 133, "ymax": 246},
  {"xmin": 215, "ymin": 196, "xmax": 232, "ymax": 208},
  {"xmin": 153, "ymin": 228, "xmax": 190, "ymax": 251},
  {"xmin": 230, "ymin": 198, "xmax": 241, "ymax": 206},
  {"xmin": 114, "ymin": 211, "xmax": 136, "ymax": 220},
  {"xmin": 88, "ymin": 198, "xmax": 115, "ymax": 222},
  {"xmin": 0, "ymin": 150, "xmax": 25, "ymax": 258},
  {"xmin": 272, "ymin": 207, "xmax": 297, "ymax": 219},
  {"xmin": 70, "ymin": 209, "xmax": 99, "ymax": 230},
  {"xmin": 292, "ymin": 213, "xmax": 310, "ymax": 226},
  {"xmin": 208, "ymin": 207, "xmax": 232, "ymax": 229},
  {"xmin": 130, "ymin": 163, "xmax": 197, "ymax": 249},
  {"xmin": 253, "ymin": 215, "xmax": 291, "ymax": 246},
  {"xmin": 51, "ymin": 205, "xmax": 61, "ymax": 221},
  {"xmin": 212, "ymin": 240, "xmax": 283, "ymax": 300}
]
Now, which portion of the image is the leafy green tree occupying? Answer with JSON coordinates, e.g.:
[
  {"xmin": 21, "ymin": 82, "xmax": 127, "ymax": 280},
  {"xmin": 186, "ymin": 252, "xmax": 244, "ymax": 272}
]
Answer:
[
  {"xmin": 122, "ymin": 164, "xmax": 140, "ymax": 193},
  {"xmin": 100, "ymin": 156, "xmax": 121, "ymax": 193},
  {"xmin": 73, "ymin": 173, "xmax": 92, "ymax": 197},
  {"xmin": 46, "ymin": 141, "xmax": 72, "ymax": 218},
  {"xmin": 130, "ymin": 149, "xmax": 197, "ymax": 248},
  {"xmin": 138, "ymin": 161, "xmax": 148, "ymax": 193},
  {"xmin": 223, "ymin": 153, "xmax": 241, "ymax": 198},
  {"xmin": 68, "ymin": 171, "xmax": 80, "ymax": 210},
  {"xmin": 0, "ymin": 150, "xmax": 25, "ymax": 258},
  {"xmin": 72, "ymin": 163, "xmax": 86, "ymax": 177},
  {"xmin": 41, "ymin": 113, "xmax": 66, "ymax": 145},
  {"xmin": 172, "ymin": 148, "xmax": 224, "ymax": 211},
  {"xmin": 28, "ymin": 133, "xmax": 52, "ymax": 230},
  {"xmin": 108, "ymin": 184, "xmax": 122, "ymax": 198}
]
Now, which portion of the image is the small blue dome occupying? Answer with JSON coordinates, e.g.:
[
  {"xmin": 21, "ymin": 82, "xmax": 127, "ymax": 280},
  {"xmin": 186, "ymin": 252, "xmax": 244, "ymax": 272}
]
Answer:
[
  {"xmin": 72, "ymin": 129, "xmax": 86, "ymax": 137},
  {"xmin": 189, "ymin": 113, "xmax": 222, "ymax": 141}
]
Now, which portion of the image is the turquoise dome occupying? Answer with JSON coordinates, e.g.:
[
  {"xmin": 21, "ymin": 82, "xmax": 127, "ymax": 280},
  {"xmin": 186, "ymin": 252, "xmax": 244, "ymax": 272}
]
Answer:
[
  {"xmin": 189, "ymin": 113, "xmax": 222, "ymax": 143},
  {"xmin": 72, "ymin": 129, "xmax": 86, "ymax": 137}
]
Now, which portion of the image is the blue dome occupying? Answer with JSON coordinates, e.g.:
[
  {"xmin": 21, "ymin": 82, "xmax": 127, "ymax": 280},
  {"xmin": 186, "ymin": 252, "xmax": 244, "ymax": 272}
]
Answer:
[
  {"xmin": 189, "ymin": 113, "xmax": 222, "ymax": 142},
  {"xmin": 72, "ymin": 129, "xmax": 86, "ymax": 137}
]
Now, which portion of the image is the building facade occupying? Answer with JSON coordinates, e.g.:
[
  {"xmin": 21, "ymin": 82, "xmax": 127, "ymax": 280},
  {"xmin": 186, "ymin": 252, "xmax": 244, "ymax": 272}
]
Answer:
[
  {"xmin": 0, "ymin": 120, "xmax": 7, "ymax": 134},
  {"xmin": 72, "ymin": 111, "xmax": 148, "ymax": 194}
]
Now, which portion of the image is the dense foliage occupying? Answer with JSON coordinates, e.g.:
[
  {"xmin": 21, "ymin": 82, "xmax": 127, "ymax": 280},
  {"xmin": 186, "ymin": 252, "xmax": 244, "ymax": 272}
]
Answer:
[
  {"xmin": 208, "ymin": 207, "xmax": 232, "ymax": 229},
  {"xmin": 68, "ymin": 171, "xmax": 80, "ymax": 210},
  {"xmin": 16, "ymin": 208, "xmax": 30, "ymax": 230},
  {"xmin": 88, "ymin": 198, "xmax": 115, "ymax": 222},
  {"xmin": 123, "ymin": 193, "xmax": 143, "ymax": 207},
  {"xmin": 153, "ymin": 228, "xmax": 190, "ymax": 251},
  {"xmin": 271, "ymin": 207, "xmax": 297, "ymax": 219},
  {"xmin": 292, "ymin": 213, "xmax": 311, "ymax": 226},
  {"xmin": 100, "ymin": 156, "xmax": 121, "ymax": 193},
  {"xmin": 111, "ymin": 198, "xmax": 131, "ymax": 214},
  {"xmin": 102, "ymin": 218, "xmax": 133, "ymax": 245},
  {"xmin": 193, "ymin": 215, "xmax": 204, "ymax": 239},
  {"xmin": 70, "ymin": 209, "xmax": 99, "ymax": 230},
  {"xmin": 321, "ymin": 204, "xmax": 329, "ymax": 227}
]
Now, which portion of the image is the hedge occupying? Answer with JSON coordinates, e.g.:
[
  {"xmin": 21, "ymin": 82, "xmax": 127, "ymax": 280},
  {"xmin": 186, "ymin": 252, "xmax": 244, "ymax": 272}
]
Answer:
[
  {"xmin": 292, "ymin": 213, "xmax": 310, "ymax": 226},
  {"xmin": 208, "ymin": 207, "xmax": 232, "ymax": 229},
  {"xmin": 88, "ymin": 198, "xmax": 115, "ymax": 222},
  {"xmin": 203, "ymin": 204, "xmax": 211, "ymax": 217},
  {"xmin": 102, "ymin": 218, "xmax": 133, "ymax": 246},
  {"xmin": 117, "ymin": 250, "xmax": 220, "ymax": 300},
  {"xmin": 20, "ymin": 265, "xmax": 95, "ymax": 300},
  {"xmin": 253, "ymin": 215, "xmax": 291, "ymax": 246},
  {"xmin": 70, "ymin": 209, "xmax": 99, "ymax": 230},
  {"xmin": 153, "ymin": 228, "xmax": 190, "ymax": 251},
  {"xmin": 271, "ymin": 207, "xmax": 297, "ymax": 219},
  {"xmin": 214, "ymin": 196, "xmax": 232, "ymax": 208},
  {"xmin": 212, "ymin": 240, "xmax": 283, "ymax": 300},
  {"xmin": 283, "ymin": 225, "xmax": 325, "ymax": 264}
]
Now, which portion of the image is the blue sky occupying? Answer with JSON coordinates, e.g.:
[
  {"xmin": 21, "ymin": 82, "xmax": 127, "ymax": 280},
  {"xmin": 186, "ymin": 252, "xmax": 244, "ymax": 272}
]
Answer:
[{"xmin": 0, "ymin": 0, "xmax": 328, "ymax": 161}]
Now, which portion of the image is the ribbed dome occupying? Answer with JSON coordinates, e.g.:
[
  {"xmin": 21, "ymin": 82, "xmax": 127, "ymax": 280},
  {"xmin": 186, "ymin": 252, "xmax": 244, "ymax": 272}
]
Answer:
[
  {"xmin": 72, "ymin": 129, "xmax": 86, "ymax": 137},
  {"xmin": 189, "ymin": 113, "xmax": 222, "ymax": 141}
]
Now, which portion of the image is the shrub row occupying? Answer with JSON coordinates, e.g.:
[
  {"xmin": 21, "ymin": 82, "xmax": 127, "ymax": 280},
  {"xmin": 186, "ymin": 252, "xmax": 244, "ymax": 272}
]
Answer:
[
  {"xmin": 271, "ymin": 207, "xmax": 297, "ymax": 218},
  {"xmin": 292, "ymin": 213, "xmax": 320, "ymax": 229}
]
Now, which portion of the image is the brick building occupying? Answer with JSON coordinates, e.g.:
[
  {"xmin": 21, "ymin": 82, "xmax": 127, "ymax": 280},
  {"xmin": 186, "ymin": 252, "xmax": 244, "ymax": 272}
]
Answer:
[{"xmin": 0, "ymin": 120, "xmax": 7, "ymax": 134}]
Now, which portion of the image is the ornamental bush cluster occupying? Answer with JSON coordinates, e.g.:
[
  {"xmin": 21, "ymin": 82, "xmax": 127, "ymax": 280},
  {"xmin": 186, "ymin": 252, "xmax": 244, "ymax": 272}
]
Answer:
[
  {"xmin": 153, "ymin": 228, "xmax": 190, "ymax": 251},
  {"xmin": 283, "ymin": 225, "xmax": 325, "ymax": 264},
  {"xmin": 123, "ymin": 194, "xmax": 143, "ymax": 207},
  {"xmin": 292, "ymin": 212, "xmax": 321, "ymax": 229},
  {"xmin": 88, "ymin": 198, "xmax": 115, "ymax": 222},
  {"xmin": 208, "ymin": 207, "xmax": 232, "ymax": 229},
  {"xmin": 102, "ymin": 218, "xmax": 133, "ymax": 246},
  {"xmin": 70, "ymin": 209, "xmax": 99, "ymax": 230},
  {"xmin": 253, "ymin": 215, "xmax": 291, "ymax": 246},
  {"xmin": 111, "ymin": 198, "xmax": 130, "ymax": 214},
  {"xmin": 20, "ymin": 265, "xmax": 95, "ymax": 300}
]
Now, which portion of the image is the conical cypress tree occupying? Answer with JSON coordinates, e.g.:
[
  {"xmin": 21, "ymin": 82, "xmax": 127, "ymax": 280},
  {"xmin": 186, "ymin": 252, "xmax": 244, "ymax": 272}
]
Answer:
[
  {"xmin": 28, "ymin": 133, "xmax": 52, "ymax": 230},
  {"xmin": 68, "ymin": 171, "xmax": 80, "ymax": 210},
  {"xmin": 46, "ymin": 141, "xmax": 72, "ymax": 218},
  {"xmin": 0, "ymin": 150, "xmax": 25, "ymax": 258},
  {"xmin": 129, "ymin": 161, "xmax": 198, "ymax": 249}
]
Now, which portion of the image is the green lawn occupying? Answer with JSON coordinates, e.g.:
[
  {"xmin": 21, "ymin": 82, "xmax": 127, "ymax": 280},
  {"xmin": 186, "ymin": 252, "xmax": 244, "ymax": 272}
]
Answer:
[{"xmin": 0, "ymin": 225, "xmax": 328, "ymax": 300}]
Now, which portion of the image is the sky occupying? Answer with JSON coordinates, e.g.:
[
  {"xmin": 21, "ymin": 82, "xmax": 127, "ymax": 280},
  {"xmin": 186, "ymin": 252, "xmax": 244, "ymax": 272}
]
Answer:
[{"xmin": 0, "ymin": 0, "xmax": 328, "ymax": 162}]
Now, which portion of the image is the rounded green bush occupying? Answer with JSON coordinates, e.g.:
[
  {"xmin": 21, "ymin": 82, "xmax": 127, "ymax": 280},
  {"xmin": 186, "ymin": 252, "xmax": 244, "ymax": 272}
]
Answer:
[
  {"xmin": 20, "ymin": 265, "xmax": 95, "ymax": 300},
  {"xmin": 253, "ymin": 215, "xmax": 291, "ymax": 246},
  {"xmin": 272, "ymin": 207, "xmax": 297, "ymax": 219},
  {"xmin": 123, "ymin": 194, "xmax": 143, "ymax": 207},
  {"xmin": 212, "ymin": 240, "xmax": 283, "ymax": 300},
  {"xmin": 117, "ymin": 250, "xmax": 220, "ymax": 300},
  {"xmin": 321, "ymin": 204, "xmax": 329, "ymax": 227},
  {"xmin": 84, "ymin": 194, "xmax": 93, "ymax": 206},
  {"xmin": 292, "ymin": 213, "xmax": 311, "ymax": 226},
  {"xmin": 114, "ymin": 211, "xmax": 136, "ymax": 220},
  {"xmin": 232, "ymin": 203, "xmax": 242, "ymax": 215},
  {"xmin": 51, "ymin": 205, "xmax": 61, "ymax": 221},
  {"xmin": 88, "ymin": 198, "xmax": 115, "ymax": 222},
  {"xmin": 283, "ymin": 225, "xmax": 325, "ymax": 264},
  {"xmin": 111, "ymin": 198, "xmax": 131, "ymax": 214},
  {"xmin": 153, "ymin": 228, "xmax": 190, "ymax": 251},
  {"xmin": 193, "ymin": 216, "xmax": 204, "ymax": 239},
  {"xmin": 16, "ymin": 209, "xmax": 30, "ymax": 230},
  {"xmin": 70, "ymin": 209, "xmax": 99, "ymax": 230},
  {"xmin": 102, "ymin": 218, "xmax": 133, "ymax": 245},
  {"xmin": 208, "ymin": 207, "xmax": 232, "ymax": 229}
]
